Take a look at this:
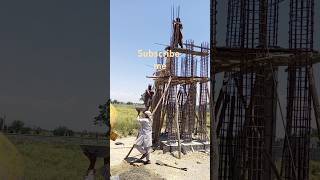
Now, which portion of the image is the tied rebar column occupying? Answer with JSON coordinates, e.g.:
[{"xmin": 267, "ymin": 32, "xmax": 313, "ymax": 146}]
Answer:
[
  {"xmin": 165, "ymin": 55, "xmax": 178, "ymax": 143},
  {"xmin": 281, "ymin": 0, "xmax": 314, "ymax": 179},
  {"xmin": 218, "ymin": 70, "xmax": 246, "ymax": 180},
  {"xmin": 197, "ymin": 42, "xmax": 209, "ymax": 141},
  {"xmin": 226, "ymin": 0, "xmax": 242, "ymax": 47},
  {"xmin": 178, "ymin": 85, "xmax": 189, "ymax": 140},
  {"xmin": 152, "ymin": 57, "xmax": 165, "ymax": 145},
  {"xmin": 218, "ymin": 0, "xmax": 279, "ymax": 180},
  {"xmin": 186, "ymin": 40, "xmax": 197, "ymax": 138},
  {"xmin": 210, "ymin": 0, "xmax": 219, "ymax": 179},
  {"xmin": 267, "ymin": 0, "xmax": 279, "ymax": 47}
]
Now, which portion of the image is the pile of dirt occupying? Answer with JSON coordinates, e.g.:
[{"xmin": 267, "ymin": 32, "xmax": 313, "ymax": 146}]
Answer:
[
  {"xmin": 111, "ymin": 162, "xmax": 165, "ymax": 180},
  {"xmin": 119, "ymin": 168, "xmax": 164, "ymax": 180}
]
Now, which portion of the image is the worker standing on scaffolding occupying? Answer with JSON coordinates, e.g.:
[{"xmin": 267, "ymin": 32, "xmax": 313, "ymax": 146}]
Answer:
[
  {"xmin": 173, "ymin": 17, "xmax": 183, "ymax": 48},
  {"xmin": 135, "ymin": 110, "xmax": 153, "ymax": 164},
  {"xmin": 144, "ymin": 84, "xmax": 154, "ymax": 111}
]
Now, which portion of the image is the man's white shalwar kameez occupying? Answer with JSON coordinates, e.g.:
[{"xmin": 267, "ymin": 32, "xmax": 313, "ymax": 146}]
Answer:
[{"xmin": 135, "ymin": 116, "xmax": 152, "ymax": 160}]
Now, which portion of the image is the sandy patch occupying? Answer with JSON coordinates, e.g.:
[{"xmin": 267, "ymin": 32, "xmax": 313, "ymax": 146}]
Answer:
[{"xmin": 110, "ymin": 137, "xmax": 209, "ymax": 180}]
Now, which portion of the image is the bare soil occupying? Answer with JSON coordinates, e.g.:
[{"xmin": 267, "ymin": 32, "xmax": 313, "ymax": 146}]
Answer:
[{"xmin": 110, "ymin": 137, "xmax": 210, "ymax": 180}]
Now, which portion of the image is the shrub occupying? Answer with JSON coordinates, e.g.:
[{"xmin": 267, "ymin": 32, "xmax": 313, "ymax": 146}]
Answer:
[
  {"xmin": 114, "ymin": 117, "xmax": 139, "ymax": 137},
  {"xmin": 53, "ymin": 126, "xmax": 73, "ymax": 136},
  {"xmin": 112, "ymin": 104, "xmax": 139, "ymax": 137}
]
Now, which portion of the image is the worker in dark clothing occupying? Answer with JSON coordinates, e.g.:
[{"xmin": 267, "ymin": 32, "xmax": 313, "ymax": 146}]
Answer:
[
  {"xmin": 144, "ymin": 85, "xmax": 154, "ymax": 111},
  {"xmin": 173, "ymin": 17, "xmax": 183, "ymax": 48}
]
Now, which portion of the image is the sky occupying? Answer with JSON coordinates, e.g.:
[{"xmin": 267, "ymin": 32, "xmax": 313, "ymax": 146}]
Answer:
[
  {"xmin": 111, "ymin": 0, "xmax": 320, "ymax": 103},
  {"xmin": 110, "ymin": 0, "xmax": 210, "ymax": 103},
  {"xmin": 0, "ymin": 0, "xmax": 108, "ymax": 132},
  {"xmin": 111, "ymin": 0, "xmax": 320, "ymax": 137}
]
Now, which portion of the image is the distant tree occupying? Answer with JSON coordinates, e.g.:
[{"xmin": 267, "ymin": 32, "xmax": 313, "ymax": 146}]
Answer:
[
  {"xmin": 53, "ymin": 126, "xmax": 69, "ymax": 136},
  {"xmin": 65, "ymin": 129, "xmax": 74, "ymax": 136},
  {"xmin": 81, "ymin": 130, "xmax": 88, "ymax": 137},
  {"xmin": 34, "ymin": 127, "xmax": 43, "ymax": 135},
  {"xmin": 9, "ymin": 120, "xmax": 25, "ymax": 133},
  {"xmin": 4, "ymin": 125, "xmax": 8, "ymax": 132},
  {"xmin": 21, "ymin": 127, "xmax": 32, "ymax": 134},
  {"xmin": 112, "ymin": 99, "xmax": 119, "ymax": 104},
  {"xmin": 126, "ymin": 101, "xmax": 133, "ymax": 105},
  {"xmin": 94, "ymin": 100, "xmax": 109, "ymax": 126},
  {"xmin": 0, "ymin": 119, "xmax": 3, "ymax": 131}
]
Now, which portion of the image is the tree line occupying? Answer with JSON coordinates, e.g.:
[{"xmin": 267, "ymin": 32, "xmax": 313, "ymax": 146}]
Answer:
[{"xmin": 0, "ymin": 120, "xmax": 104, "ymax": 137}]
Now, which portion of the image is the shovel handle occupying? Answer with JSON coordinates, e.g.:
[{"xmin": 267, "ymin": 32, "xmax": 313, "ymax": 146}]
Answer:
[
  {"xmin": 164, "ymin": 164, "xmax": 187, "ymax": 171},
  {"xmin": 124, "ymin": 133, "xmax": 140, "ymax": 159}
]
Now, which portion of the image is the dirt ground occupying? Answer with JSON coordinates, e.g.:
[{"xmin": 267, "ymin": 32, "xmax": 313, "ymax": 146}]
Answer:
[{"xmin": 110, "ymin": 137, "xmax": 210, "ymax": 180}]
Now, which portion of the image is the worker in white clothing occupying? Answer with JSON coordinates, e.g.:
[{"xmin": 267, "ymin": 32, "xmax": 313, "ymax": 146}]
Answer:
[{"xmin": 135, "ymin": 110, "xmax": 153, "ymax": 164}]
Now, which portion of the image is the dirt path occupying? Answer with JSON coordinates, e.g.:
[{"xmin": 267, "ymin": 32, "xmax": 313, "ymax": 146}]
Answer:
[{"xmin": 110, "ymin": 137, "xmax": 210, "ymax": 180}]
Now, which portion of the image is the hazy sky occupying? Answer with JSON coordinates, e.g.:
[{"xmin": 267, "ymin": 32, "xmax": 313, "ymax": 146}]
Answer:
[
  {"xmin": 0, "ymin": 0, "xmax": 108, "ymax": 132},
  {"xmin": 111, "ymin": 0, "xmax": 320, "ymax": 103},
  {"xmin": 110, "ymin": 0, "xmax": 210, "ymax": 103},
  {"xmin": 111, "ymin": 0, "xmax": 320, "ymax": 137}
]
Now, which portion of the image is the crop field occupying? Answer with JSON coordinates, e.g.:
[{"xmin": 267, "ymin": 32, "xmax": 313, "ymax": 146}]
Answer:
[
  {"xmin": 3, "ymin": 134, "xmax": 106, "ymax": 180},
  {"xmin": 112, "ymin": 103, "xmax": 211, "ymax": 137},
  {"xmin": 112, "ymin": 104, "xmax": 139, "ymax": 137}
]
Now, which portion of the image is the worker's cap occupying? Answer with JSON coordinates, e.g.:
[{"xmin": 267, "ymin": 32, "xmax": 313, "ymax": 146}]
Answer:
[{"xmin": 144, "ymin": 111, "xmax": 152, "ymax": 117}]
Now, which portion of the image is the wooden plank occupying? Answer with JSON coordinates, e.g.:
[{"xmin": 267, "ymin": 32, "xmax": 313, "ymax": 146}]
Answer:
[
  {"xmin": 152, "ymin": 76, "xmax": 172, "ymax": 116},
  {"xmin": 213, "ymin": 55, "xmax": 320, "ymax": 73},
  {"xmin": 309, "ymin": 67, "xmax": 320, "ymax": 140},
  {"xmin": 175, "ymin": 94, "xmax": 182, "ymax": 159},
  {"xmin": 171, "ymin": 47, "xmax": 209, "ymax": 56}
]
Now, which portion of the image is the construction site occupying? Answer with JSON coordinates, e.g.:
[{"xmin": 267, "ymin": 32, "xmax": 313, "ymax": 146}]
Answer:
[
  {"xmin": 149, "ymin": 29, "xmax": 210, "ymax": 154},
  {"xmin": 110, "ymin": 0, "xmax": 320, "ymax": 179},
  {"xmin": 148, "ymin": 0, "xmax": 320, "ymax": 179},
  {"xmin": 209, "ymin": 0, "xmax": 320, "ymax": 180}
]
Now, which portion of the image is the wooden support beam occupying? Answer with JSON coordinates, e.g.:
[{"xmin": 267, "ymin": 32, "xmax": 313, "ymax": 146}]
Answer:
[
  {"xmin": 215, "ymin": 73, "xmax": 228, "ymax": 115},
  {"xmin": 308, "ymin": 67, "xmax": 320, "ymax": 140},
  {"xmin": 263, "ymin": 67, "xmax": 278, "ymax": 180},
  {"xmin": 171, "ymin": 47, "xmax": 209, "ymax": 56},
  {"xmin": 215, "ymin": 73, "xmax": 229, "ymax": 137},
  {"xmin": 212, "ymin": 50, "xmax": 320, "ymax": 74},
  {"xmin": 175, "ymin": 93, "xmax": 182, "ymax": 159},
  {"xmin": 217, "ymin": 94, "xmax": 230, "ymax": 137},
  {"xmin": 152, "ymin": 77, "xmax": 172, "ymax": 146},
  {"xmin": 147, "ymin": 76, "xmax": 209, "ymax": 86},
  {"xmin": 152, "ymin": 77, "xmax": 172, "ymax": 116}
]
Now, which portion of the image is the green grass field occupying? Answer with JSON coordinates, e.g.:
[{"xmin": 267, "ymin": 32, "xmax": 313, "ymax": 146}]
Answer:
[
  {"xmin": 0, "ymin": 133, "xmax": 24, "ymax": 179},
  {"xmin": 112, "ymin": 103, "xmax": 210, "ymax": 137},
  {"xmin": 310, "ymin": 161, "xmax": 320, "ymax": 180},
  {"xmin": 112, "ymin": 104, "xmax": 139, "ymax": 137},
  {"xmin": 6, "ymin": 136, "xmax": 106, "ymax": 180}
]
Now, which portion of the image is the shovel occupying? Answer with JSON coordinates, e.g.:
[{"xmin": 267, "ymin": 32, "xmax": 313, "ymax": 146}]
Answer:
[
  {"xmin": 155, "ymin": 160, "xmax": 187, "ymax": 171},
  {"xmin": 124, "ymin": 106, "xmax": 144, "ymax": 160}
]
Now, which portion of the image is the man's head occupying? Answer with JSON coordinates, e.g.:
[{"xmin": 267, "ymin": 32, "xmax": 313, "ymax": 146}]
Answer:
[{"xmin": 144, "ymin": 111, "xmax": 152, "ymax": 118}]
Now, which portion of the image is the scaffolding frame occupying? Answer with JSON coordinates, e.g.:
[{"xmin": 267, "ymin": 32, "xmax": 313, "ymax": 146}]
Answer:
[{"xmin": 210, "ymin": 0, "xmax": 319, "ymax": 180}]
